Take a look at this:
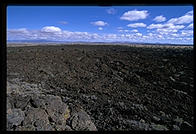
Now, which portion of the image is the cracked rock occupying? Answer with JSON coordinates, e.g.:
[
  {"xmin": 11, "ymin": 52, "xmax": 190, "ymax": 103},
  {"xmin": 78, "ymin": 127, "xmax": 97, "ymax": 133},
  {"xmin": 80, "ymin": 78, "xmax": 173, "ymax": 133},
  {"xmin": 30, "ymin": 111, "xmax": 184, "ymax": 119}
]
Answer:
[
  {"xmin": 71, "ymin": 109, "xmax": 97, "ymax": 131},
  {"xmin": 7, "ymin": 108, "xmax": 25, "ymax": 129}
]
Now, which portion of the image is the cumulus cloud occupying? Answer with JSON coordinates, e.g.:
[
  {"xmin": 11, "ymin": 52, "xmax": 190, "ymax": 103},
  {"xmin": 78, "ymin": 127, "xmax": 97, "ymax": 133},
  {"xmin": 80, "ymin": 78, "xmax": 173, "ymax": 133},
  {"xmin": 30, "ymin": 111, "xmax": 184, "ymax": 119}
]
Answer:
[
  {"xmin": 106, "ymin": 8, "xmax": 117, "ymax": 15},
  {"xmin": 171, "ymin": 33, "xmax": 179, "ymax": 37},
  {"xmin": 157, "ymin": 29, "xmax": 178, "ymax": 34},
  {"xmin": 91, "ymin": 21, "xmax": 108, "ymax": 26},
  {"xmin": 135, "ymin": 32, "xmax": 142, "ymax": 36},
  {"xmin": 180, "ymin": 30, "xmax": 193, "ymax": 36},
  {"xmin": 187, "ymin": 23, "xmax": 193, "ymax": 29},
  {"xmin": 7, "ymin": 25, "xmax": 193, "ymax": 44},
  {"xmin": 7, "ymin": 26, "xmax": 100, "ymax": 41},
  {"xmin": 167, "ymin": 10, "xmax": 193, "ymax": 24},
  {"xmin": 147, "ymin": 23, "xmax": 185, "ymax": 37},
  {"xmin": 118, "ymin": 29, "xmax": 129, "ymax": 32},
  {"xmin": 153, "ymin": 15, "xmax": 166, "ymax": 22},
  {"xmin": 7, "ymin": 28, "xmax": 29, "ymax": 34},
  {"xmin": 41, "ymin": 26, "xmax": 62, "ymax": 33},
  {"xmin": 120, "ymin": 10, "xmax": 149, "ymax": 21},
  {"xmin": 147, "ymin": 24, "xmax": 163, "ymax": 29},
  {"xmin": 186, "ymin": 10, "xmax": 193, "ymax": 15},
  {"xmin": 127, "ymin": 23, "xmax": 146, "ymax": 28},
  {"xmin": 131, "ymin": 29, "xmax": 138, "ymax": 32},
  {"xmin": 147, "ymin": 23, "xmax": 184, "ymax": 30}
]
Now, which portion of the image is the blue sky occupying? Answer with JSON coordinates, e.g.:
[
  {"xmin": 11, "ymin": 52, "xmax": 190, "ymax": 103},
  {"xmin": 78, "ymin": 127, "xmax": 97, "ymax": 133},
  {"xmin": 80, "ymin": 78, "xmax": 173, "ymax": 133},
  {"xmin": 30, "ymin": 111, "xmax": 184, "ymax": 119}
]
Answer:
[{"xmin": 7, "ymin": 6, "xmax": 193, "ymax": 44}]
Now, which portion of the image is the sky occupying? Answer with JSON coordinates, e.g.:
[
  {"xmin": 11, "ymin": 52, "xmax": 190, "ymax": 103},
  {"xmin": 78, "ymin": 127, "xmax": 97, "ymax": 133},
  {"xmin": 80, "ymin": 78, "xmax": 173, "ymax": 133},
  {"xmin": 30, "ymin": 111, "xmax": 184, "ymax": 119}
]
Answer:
[{"xmin": 7, "ymin": 6, "xmax": 193, "ymax": 44}]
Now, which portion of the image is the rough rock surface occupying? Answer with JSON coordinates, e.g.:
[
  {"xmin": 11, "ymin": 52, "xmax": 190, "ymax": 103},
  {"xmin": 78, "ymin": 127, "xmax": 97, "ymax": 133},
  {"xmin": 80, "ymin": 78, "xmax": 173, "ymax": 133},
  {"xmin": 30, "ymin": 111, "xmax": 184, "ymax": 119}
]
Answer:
[
  {"xmin": 7, "ymin": 79, "xmax": 97, "ymax": 131},
  {"xmin": 7, "ymin": 44, "xmax": 194, "ymax": 130}
]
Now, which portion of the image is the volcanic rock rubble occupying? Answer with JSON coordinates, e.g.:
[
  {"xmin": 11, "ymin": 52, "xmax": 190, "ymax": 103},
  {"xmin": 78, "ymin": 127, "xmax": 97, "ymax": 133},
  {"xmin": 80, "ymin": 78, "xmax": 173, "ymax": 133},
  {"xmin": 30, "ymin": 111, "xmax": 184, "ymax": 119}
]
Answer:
[{"xmin": 7, "ymin": 45, "xmax": 194, "ymax": 131}]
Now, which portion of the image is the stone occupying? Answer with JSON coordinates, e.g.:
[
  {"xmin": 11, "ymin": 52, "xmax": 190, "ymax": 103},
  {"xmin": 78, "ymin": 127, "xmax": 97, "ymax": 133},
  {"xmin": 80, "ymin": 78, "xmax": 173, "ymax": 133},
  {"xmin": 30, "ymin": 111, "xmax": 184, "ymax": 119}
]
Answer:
[
  {"xmin": 14, "ymin": 95, "xmax": 31, "ymax": 110},
  {"xmin": 153, "ymin": 82, "xmax": 157, "ymax": 85},
  {"xmin": 118, "ymin": 102, "xmax": 127, "ymax": 110},
  {"xmin": 172, "ymin": 125, "xmax": 180, "ymax": 130},
  {"xmin": 169, "ymin": 76, "xmax": 176, "ymax": 82},
  {"xmin": 152, "ymin": 116, "xmax": 160, "ymax": 122},
  {"xmin": 15, "ymin": 124, "xmax": 36, "ymax": 131},
  {"xmin": 173, "ymin": 88, "xmax": 188, "ymax": 95},
  {"xmin": 159, "ymin": 111, "xmax": 166, "ymax": 117},
  {"xmin": 23, "ymin": 107, "xmax": 51, "ymax": 130},
  {"xmin": 181, "ymin": 121, "xmax": 193, "ymax": 130},
  {"xmin": 162, "ymin": 59, "xmax": 168, "ymax": 62},
  {"xmin": 90, "ymin": 95, "xmax": 97, "ymax": 100},
  {"xmin": 178, "ymin": 71, "xmax": 184, "ymax": 75},
  {"xmin": 126, "ymin": 119, "xmax": 151, "ymax": 130},
  {"xmin": 174, "ymin": 116, "xmax": 183, "ymax": 126},
  {"xmin": 64, "ymin": 125, "xmax": 73, "ymax": 131},
  {"xmin": 7, "ymin": 108, "xmax": 25, "ymax": 128},
  {"xmin": 7, "ymin": 81, "xmax": 20, "ymax": 95},
  {"xmin": 180, "ymin": 82, "xmax": 188, "ymax": 86},
  {"xmin": 132, "ymin": 103, "xmax": 147, "ymax": 111},
  {"xmin": 119, "ymin": 102, "xmax": 125, "ymax": 107},
  {"xmin": 71, "ymin": 109, "xmax": 97, "ymax": 131},
  {"xmin": 150, "ymin": 123, "xmax": 169, "ymax": 130},
  {"xmin": 140, "ymin": 119, "xmax": 145, "ymax": 123}
]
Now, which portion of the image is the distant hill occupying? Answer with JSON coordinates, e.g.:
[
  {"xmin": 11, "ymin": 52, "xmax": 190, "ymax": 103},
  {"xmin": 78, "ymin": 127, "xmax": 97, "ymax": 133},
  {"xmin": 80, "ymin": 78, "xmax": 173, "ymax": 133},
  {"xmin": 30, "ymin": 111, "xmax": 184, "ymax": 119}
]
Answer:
[{"xmin": 7, "ymin": 40, "xmax": 193, "ymax": 46}]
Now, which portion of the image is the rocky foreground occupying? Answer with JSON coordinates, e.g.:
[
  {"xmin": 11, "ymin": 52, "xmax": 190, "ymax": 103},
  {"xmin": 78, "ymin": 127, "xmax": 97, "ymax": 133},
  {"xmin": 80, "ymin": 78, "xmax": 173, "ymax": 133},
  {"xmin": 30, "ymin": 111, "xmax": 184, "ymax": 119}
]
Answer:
[{"xmin": 7, "ymin": 44, "xmax": 194, "ymax": 131}]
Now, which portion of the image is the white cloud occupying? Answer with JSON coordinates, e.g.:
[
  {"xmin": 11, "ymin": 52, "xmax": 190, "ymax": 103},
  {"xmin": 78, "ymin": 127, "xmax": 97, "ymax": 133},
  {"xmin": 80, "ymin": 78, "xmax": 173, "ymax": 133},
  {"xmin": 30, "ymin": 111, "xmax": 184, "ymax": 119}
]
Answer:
[
  {"xmin": 120, "ymin": 10, "xmax": 149, "ymax": 21},
  {"xmin": 7, "ymin": 25, "xmax": 193, "ymax": 44},
  {"xmin": 103, "ymin": 34, "xmax": 118, "ymax": 40},
  {"xmin": 171, "ymin": 33, "xmax": 179, "ymax": 37},
  {"xmin": 106, "ymin": 8, "xmax": 116, "ymax": 15},
  {"xmin": 167, "ymin": 10, "xmax": 193, "ymax": 24},
  {"xmin": 41, "ymin": 26, "xmax": 62, "ymax": 33},
  {"xmin": 157, "ymin": 29, "xmax": 178, "ymax": 34},
  {"xmin": 187, "ymin": 23, "xmax": 193, "ymax": 29},
  {"xmin": 91, "ymin": 21, "xmax": 108, "ymax": 26},
  {"xmin": 7, "ymin": 28, "xmax": 31, "ymax": 40},
  {"xmin": 131, "ymin": 29, "xmax": 138, "ymax": 32},
  {"xmin": 98, "ymin": 27, "xmax": 103, "ymax": 30},
  {"xmin": 147, "ymin": 23, "xmax": 184, "ymax": 30},
  {"xmin": 181, "ymin": 30, "xmax": 193, "ymax": 36},
  {"xmin": 157, "ymin": 35, "xmax": 163, "ymax": 38},
  {"xmin": 135, "ymin": 33, "xmax": 142, "ymax": 36},
  {"xmin": 127, "ymin": 23, "xmax": 146, "ymax": 28},
  {"xmin": 118, "ymin": 29, "xmax": 129, "ymax": 32},
  {"xmin": 7, "ymin": 28, "xmax": 29, "ymax": 34},
  {"xmin": 153, "ymin": 15, "xmax": 166, "ymax": 22},
  {"xmin": 147, "ymin": 24, "xmax": 163, "ymax": 29},
  {"xmin": 186, "ymin": 10, "xmax": 193, "ymax": 15}
]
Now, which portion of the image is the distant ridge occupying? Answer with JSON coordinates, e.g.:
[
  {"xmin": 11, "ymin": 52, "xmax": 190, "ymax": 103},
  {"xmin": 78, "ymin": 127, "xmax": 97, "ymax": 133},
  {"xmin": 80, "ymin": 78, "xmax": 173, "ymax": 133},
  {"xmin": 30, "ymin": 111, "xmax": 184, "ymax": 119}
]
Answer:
[{"xmin": 7, "ymin": 40, "xmax": 193, "ymax": 46}]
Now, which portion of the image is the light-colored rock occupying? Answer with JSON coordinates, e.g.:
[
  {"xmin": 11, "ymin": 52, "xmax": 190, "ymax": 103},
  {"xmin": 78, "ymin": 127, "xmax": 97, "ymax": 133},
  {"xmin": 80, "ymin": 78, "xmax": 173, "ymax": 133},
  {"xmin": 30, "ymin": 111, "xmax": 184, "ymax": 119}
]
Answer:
[
  {"xmin": 169, "ymin": 76, "xmax": 176, "ymax": 82},
  {"xmin": 174, "ymin": 116, "xmax": 183, "ymax": 126},
  {"xmin": 71, "ymin": 109, "xmax": 97, "ymax": 131},
  {"xmin": 126, "ymin": 119, "xmax": 151, "ymax": 130},
  {"xmin": 153, "ymin": 116, "xmax": 160, "ymax": 122},
  {"xmin": 181, "ymin": 121, "xmax": 193, "ymax": 130},
  {"xmin": 173, "ymin": 125, "xmax": 180, "ymax": 130},
  {"xmin": 162, "ymin": 59, "xmax": 168, "ymax": 62},
  {"xmin": 132, "ymin": 103, "xmax": 147, "ymax": 111},
  {"xmin": 7, "ymin": 108, "xmax": 25, "ymax": 128},
  {"xmin": 23, "ymin": 107, "xmax": 50, "ymax": 130},
  {"xmin": 150, "ymin": 123, "xmax": 169, "ymax": 130}
]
